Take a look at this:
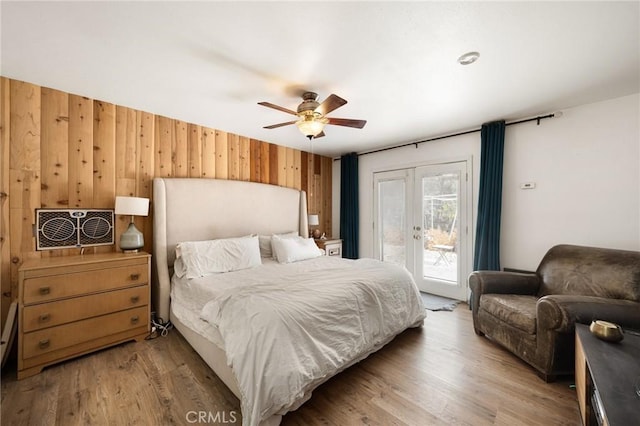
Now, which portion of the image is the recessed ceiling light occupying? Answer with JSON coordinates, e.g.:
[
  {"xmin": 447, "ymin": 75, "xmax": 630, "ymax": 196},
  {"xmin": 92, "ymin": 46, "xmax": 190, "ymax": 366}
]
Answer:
[{"xmin": 458, "ymin": 51, "xmax": 480, "ymax": 65}]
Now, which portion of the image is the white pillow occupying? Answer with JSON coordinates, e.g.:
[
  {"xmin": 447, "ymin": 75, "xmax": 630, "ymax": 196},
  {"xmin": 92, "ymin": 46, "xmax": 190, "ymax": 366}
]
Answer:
[
  {"xmin": 271, "ymin": 234, "xmax": 322, "ymax": 264},
  {"xmin": 258, "ymin": 231, "xmax": 298, "ymax": 258},
  {"xmin": 174, "ymin": 235, "xmax": 261, "ymax": 279}
]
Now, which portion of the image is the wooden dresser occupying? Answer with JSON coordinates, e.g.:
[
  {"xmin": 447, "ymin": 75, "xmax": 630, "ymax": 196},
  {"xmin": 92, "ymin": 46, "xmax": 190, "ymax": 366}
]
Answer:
[{"xmin": 18, "ymin": 252, "xmax": 151, "ymax": 379}]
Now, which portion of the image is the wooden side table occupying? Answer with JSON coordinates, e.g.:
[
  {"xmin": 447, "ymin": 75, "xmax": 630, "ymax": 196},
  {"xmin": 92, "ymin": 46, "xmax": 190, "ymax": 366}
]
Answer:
[
  {"xmin": 575, "ymin": 323, "xmax": 640, "ymax": 425},
  {"xmin": 315, "ymin": 238, "xmax": 343, "ymax": 257}
]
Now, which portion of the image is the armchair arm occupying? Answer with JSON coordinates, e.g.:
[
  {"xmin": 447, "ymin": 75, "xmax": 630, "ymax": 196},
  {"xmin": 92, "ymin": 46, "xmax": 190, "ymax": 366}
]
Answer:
[
  {"xmin": 469, "ymin": 271, "xmax": 540, "ymax": 295},
  {"xmin": 469, "ymin": 271, "xmax": 540, "ymax": 312},
  {"xmin": 537, "ymin": 295, "xmax": 640, "ymax": 333}
]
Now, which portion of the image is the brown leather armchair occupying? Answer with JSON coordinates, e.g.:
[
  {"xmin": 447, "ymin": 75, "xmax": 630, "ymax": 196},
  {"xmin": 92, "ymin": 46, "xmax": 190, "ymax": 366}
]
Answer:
[{"xmin": 469, "ymin": 244, "xmax": 640, "ymax": 382}]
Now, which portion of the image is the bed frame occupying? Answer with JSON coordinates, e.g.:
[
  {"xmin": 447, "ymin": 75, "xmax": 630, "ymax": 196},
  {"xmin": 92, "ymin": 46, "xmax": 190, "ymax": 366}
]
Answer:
[{"xmin": 152, "ymin": 178, "xmax": 309, "ymax": 402}]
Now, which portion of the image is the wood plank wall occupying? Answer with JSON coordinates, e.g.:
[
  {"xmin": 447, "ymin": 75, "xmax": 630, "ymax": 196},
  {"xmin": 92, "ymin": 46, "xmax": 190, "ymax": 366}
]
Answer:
[{"xmin": 0, "ymin": 77, "xmax": 333, "ymax": 329}]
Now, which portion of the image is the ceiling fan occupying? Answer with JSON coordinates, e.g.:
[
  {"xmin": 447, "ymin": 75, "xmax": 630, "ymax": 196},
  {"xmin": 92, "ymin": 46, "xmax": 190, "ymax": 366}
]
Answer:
[{"xmin": 258, "ymin": 92, "xmax": 367, "ymax": 140}]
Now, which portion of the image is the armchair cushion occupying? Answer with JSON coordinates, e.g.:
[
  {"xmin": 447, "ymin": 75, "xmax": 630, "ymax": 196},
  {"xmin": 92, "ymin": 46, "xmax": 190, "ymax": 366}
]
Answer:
[
  {"xmin": 481, "ymin": 294, "xmax": 538, "ymax": 334},
  {"xmin": 470, "ymin": 244, "xmax": 640, "ymax": 381},
  {"xmin": 469, "ymin": 270, "xmax": 540, "ymax": 315}
]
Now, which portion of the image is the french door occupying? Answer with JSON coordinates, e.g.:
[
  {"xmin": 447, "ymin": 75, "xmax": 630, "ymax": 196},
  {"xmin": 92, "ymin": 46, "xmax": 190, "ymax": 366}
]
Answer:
[{"xmin": 374, "ymin": 160, "xmax": 471, "ymax": 300}]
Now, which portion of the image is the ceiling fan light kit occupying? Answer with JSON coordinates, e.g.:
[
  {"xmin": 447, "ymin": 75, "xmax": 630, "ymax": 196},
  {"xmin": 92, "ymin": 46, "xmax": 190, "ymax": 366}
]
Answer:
[
  {"xmin": 259, "ymin": 91, "xmax": 366, "ymax": 140},
  {"xmin": 297, "ymin": 112, "xmax": 328, "ymax": 139}
]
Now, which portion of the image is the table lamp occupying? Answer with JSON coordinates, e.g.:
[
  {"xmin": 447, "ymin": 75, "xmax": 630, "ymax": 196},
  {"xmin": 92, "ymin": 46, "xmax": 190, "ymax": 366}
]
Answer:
[
  {"xmin": 308, "ymin": 214, "xmax": 321, "ymax": 239},
  {"xmin": 115, "ymin": 196, "xmax": 149, "ymax": 252}
]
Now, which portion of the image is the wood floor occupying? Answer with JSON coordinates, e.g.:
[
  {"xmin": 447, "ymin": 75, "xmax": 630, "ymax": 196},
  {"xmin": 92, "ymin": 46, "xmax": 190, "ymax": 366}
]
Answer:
[{"xmin": 1, "ymin": 304, "xmax": 581, "ymax": 425}]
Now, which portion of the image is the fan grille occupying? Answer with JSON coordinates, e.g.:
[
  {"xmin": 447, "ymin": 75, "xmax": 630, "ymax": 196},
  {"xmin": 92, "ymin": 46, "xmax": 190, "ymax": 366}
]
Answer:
[
  {"xmin": 40, "ymin": 215, "xmax": 77, "ymax": 246},
  {"xmin": 80, "ymin": 214, "xmax": 113, "ymax": 243}
]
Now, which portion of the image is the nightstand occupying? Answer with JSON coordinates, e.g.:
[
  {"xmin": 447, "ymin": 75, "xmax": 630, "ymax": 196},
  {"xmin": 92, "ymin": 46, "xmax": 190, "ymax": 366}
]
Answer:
[
  {"xmin": 315, "ymin": 239, "xmax": 343, "ymax": 257},
  {"xmin": 17, "ymin": 252, "xmax": 151, "ymax": 379}
]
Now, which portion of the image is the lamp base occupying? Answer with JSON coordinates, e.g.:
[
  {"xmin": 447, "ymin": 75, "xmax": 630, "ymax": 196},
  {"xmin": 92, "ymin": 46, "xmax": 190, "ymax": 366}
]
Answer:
[{"xmin": 120, "ymin": 222, "xmax": 144, "ymax": 252}]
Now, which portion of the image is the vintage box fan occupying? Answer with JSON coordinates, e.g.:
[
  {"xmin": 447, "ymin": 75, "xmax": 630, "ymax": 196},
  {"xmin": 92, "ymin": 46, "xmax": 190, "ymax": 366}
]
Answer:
[{"xmin": 35, "ymin": 209, "xmax": 114, "ymax": 250}]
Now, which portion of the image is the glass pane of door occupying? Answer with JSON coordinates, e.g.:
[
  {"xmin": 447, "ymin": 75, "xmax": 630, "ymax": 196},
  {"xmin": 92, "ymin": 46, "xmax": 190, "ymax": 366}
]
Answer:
[
  {"xmin": 380, "ymin": 179, "xmax": 406, "ymax": 266},
  {"xmin": 422, "ymin": 172, "xmax": 458, "ymax": 283},
  {"xmin": 373, "ymin": 169, "xmax": 413, "ymax": 269}
]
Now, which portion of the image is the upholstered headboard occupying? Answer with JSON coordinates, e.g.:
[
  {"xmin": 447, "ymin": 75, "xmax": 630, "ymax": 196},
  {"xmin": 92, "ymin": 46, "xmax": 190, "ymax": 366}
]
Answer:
[{"xmin": 152, "ymin": 178, "xmax": 309, "ymax": 321}]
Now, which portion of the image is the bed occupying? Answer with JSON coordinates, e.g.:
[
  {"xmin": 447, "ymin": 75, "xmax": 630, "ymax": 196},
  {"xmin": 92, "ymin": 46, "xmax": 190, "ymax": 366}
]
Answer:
[{"xmin": 152, "ymin": 177, "xmax": 426, "ymax": 426}]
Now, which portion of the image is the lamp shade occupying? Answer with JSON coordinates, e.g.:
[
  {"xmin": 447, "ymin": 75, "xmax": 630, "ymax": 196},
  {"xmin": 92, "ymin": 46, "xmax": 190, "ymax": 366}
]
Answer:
[
  {"xmin": 308, "ymin": 214, "xmax": 319, "ymax": 226},
  {"xmin": 115, "ymin": 196, "xmax": 149, "ymax": 217}
]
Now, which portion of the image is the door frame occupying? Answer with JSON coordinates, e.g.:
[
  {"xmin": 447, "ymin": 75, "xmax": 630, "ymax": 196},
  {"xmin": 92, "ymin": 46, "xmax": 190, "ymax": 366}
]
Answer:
[
  {"xmin": 372, "ymin": 156, "xmax": 473, "ymax": 301},
  {"xmin": 413, "ymin": 161, "xmax": 471, "ymax": 300}
]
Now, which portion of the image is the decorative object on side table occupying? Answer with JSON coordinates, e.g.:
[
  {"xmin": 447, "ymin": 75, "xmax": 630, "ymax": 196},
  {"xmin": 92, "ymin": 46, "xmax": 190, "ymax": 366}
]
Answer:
[
  {"xmin": 308, "ymin": 214, "xmax": 321, "ymax": 239},
  {"xmin": 589, "ymin": 320, "xmax": 624, "ymax": 343},
  {"xmin": 115, "ymin": 196, "xmax": 149, "ymax": 252}
]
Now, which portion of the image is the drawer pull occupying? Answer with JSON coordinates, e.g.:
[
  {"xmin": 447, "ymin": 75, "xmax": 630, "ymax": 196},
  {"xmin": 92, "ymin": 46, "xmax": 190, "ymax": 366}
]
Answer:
[
  {"xmin": 39, "ymin": 286, "xmax": 51, "ymax": 295},
  {"xmin": 130, "ymin": 273, "xmax": 140, "ymax": 281},
  {"xmin": 39, "ymin": 313, "xmax": 51, "ymax": 322},
  {"xmin": 130, "ymin": 295, "xmax": 140, "ymax": 304},
  {"xmin": 38, "ymin": 339, "xmax": 50, "ymax": 349},
  {"xmin": 130, "ymin": 316, "xmax": 140, "ymax": 324}
]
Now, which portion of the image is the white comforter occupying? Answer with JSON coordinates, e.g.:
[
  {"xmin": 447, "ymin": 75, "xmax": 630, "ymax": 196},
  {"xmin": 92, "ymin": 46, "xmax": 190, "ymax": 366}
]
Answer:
[{"xmin": 197, "ymin": 257, "xmax": 425, "ymax": 426}]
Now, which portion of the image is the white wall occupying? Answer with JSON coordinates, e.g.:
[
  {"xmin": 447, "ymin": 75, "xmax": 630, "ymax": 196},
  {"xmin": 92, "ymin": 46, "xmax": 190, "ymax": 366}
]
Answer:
[
  {"xmin": 333, "ymin": 93, "xmax": 640, "ymax": 271},
  {"xmin": 502, "ymin": 93, "xmax": 639, "ymax": 270}
]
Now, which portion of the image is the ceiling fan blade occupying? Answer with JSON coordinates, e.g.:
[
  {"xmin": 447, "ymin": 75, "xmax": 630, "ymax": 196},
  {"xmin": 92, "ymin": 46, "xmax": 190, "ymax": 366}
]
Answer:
[
  {"xmin": 313, "ymin": 131, "xmax": 325, "ymax": 139},
  {"xmin": 327, "ymin": 117, "xmax": 367, "ymax": 129},
  {"xmin": 315, "ymin": 94, "xmax": 347, "ymax": 116},
  {"xmin": 258, "ymin": 101, "xmax": 298, "ymax": 116},
  {"xmin": 263, "ymin": 120, "xmax": 297, "ymax": 129}
]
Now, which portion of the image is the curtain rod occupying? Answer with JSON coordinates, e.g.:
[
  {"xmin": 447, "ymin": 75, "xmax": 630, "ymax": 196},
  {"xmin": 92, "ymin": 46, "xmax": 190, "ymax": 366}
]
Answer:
[{"xmin": 346, "ymin": 112, "xmax": 560, "ymax": 158}]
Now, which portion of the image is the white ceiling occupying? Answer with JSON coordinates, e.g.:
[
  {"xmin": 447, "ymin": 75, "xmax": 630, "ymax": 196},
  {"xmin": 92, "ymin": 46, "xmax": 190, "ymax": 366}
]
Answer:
[{"xmin": 2, "ymin": 1, "xmax": 639, "ymax": 157}]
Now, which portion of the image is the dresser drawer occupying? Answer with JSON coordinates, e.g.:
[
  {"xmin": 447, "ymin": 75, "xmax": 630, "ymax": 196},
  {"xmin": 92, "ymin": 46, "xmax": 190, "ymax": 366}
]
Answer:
[
  {"xmin": 23, "ymin": 264, "xmax": 148, "ymax": 304},
  {"xmin": 22, "ymin": 285, "xmax": 149, "ymax": 332},
  {"xmin": 22, "ymin": 305, "xmax": 148, "ymax": 359}
]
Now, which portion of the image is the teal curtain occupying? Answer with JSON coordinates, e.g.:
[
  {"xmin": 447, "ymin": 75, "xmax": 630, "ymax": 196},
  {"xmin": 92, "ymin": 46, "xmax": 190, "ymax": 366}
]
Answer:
[
  {"xmin": 340, "ymin": 153, "xmax": 359, "ymax": 259},
  {"xmin": 473, "ymin": 120, "xmax": 505, "ymax": 271}
]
